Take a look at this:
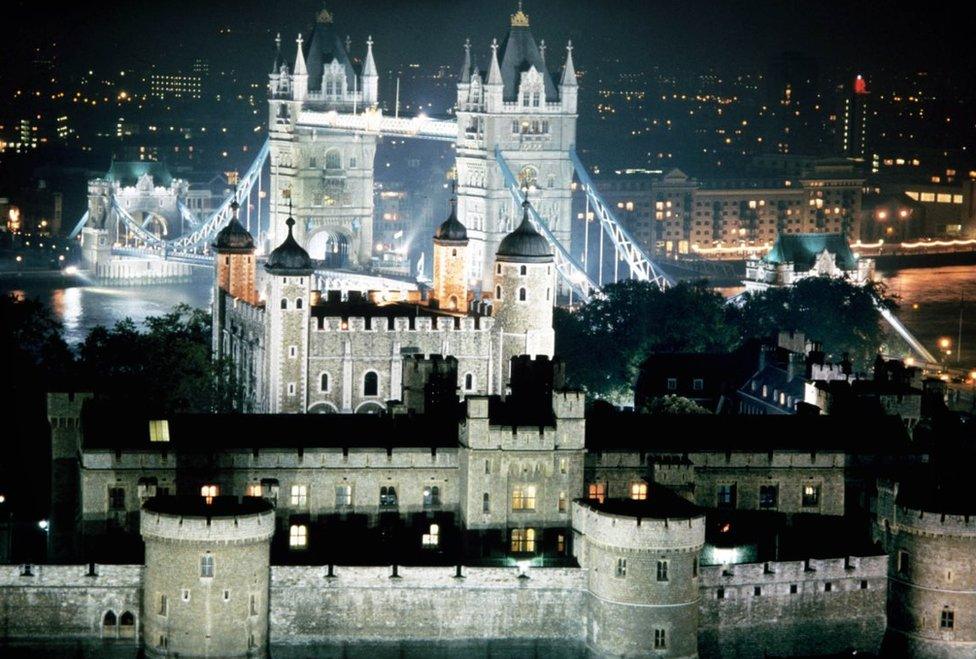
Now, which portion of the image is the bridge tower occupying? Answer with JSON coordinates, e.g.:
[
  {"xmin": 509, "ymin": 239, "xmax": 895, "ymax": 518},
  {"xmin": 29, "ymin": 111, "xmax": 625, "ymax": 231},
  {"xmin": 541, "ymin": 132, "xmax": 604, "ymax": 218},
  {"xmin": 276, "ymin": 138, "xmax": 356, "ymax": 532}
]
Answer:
[
  {"xmin": 455, "ymin": 4, "xmax": 578, "ymax": 290},
  {"xmin": 268, "ymin": 8, "xmax": 379, "ymax": 269}
]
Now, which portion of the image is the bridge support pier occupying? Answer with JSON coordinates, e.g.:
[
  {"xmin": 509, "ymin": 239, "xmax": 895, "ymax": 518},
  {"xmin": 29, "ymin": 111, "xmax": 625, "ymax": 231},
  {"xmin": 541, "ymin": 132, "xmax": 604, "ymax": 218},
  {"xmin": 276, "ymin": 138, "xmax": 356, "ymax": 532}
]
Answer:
[{"xmin": 80, "ymin": 227, "xmax": 112, "ymax": 271}]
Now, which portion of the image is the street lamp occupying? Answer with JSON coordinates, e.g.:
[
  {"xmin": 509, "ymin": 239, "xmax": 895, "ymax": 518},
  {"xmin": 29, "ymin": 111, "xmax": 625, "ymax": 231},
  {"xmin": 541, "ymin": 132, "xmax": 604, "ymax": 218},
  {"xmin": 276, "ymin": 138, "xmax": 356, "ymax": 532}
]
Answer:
[{"xmin": 970, "ymin": 370, "xmax": 976, "ymax": 413}]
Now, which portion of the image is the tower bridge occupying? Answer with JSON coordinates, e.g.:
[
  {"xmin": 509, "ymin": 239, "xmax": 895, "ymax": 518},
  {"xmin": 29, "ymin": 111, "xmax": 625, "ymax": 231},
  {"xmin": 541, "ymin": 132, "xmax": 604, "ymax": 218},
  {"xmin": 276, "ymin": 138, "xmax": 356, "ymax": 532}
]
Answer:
[{"xmin": 73, "ymin": 4, "xmax": 667, "ymax": 300}]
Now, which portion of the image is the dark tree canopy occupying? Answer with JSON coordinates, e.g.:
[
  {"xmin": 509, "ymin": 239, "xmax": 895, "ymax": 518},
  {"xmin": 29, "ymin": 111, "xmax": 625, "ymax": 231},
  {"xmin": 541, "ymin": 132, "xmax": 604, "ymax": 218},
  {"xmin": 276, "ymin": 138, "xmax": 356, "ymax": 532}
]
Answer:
[{"xmin": 555, "ymin": 277, "xmax": 897, "ymax": 402}]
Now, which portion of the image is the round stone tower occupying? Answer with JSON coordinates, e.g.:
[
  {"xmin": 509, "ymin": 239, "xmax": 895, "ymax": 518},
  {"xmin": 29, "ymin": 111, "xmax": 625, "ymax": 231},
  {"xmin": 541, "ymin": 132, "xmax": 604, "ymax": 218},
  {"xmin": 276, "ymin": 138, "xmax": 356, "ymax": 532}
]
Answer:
[
  {"xmin": 876, "ymin": 477, "xmax": 976, "ymax": 658},
  {"xmin": 141, "ymin": 496, "xmax": 275, "ymax": 657},
  {"xmin": 491, "ymin": 197, "xmax": 555, "ymax": 393},
  {"xmin": 572, "ymin": 491, "xmax": 705, "ymax": 658},
  {"xmin": 431, "ymin": 190, "xmax": 469, "ymax": 311}
]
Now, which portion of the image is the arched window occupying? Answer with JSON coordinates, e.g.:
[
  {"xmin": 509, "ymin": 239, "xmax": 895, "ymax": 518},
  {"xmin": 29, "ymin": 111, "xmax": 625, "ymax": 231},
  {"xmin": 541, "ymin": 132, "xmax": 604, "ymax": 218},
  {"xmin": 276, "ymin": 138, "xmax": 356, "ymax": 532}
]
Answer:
[
  {"xmin": 363, "ymin": 371, "xmax": 378, "ymax": 397},
  {"xmin": 483, "ymin": 492, "xmax": 490, "ymax": 513},
  {"xmin": 280, "ymin": 298, "xmax": 288, "ymax": 310},
  {"xmin": 200, "ymin": 553, "xmax": 214, "ymax": 578},
  {"xmin": 519, "ymin": 287, "xmax": 527, "ymax": 302},
  {"xmin": 520, "ymin": 265, "xmax": 527, "ymax": 276},
  {"xmin": 325, "ymin": 149, "xmax": 341, "ymax": 171},
  {"xmin": 464, "ymin": 373, "xmax": 474, "ymax": 391},
  {"xmin": 320, "ymin": 372, "xmax": 329, "ymax": 393},
  {"xmin": 495, "ymin": 285, "xmax": 502, "ymax": 300},
  {"xmin": 102, "ymin": 611, "xmax": 117, "ymax": 636},
  {"xmin": 119, "ymin": 611, "xmax": 136, "ymax": 639},
  {"xmin": 296, "ymin": 298, "xmax": 303, "ymax": 309}
]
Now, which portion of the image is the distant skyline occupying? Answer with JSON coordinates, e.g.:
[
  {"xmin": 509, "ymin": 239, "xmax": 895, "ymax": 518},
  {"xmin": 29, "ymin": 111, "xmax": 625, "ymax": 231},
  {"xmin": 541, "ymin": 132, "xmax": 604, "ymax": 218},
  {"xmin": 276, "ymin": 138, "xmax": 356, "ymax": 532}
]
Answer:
[{"xmin": 4, "ymin": 1, "xmax": 976, "ymax": 85}]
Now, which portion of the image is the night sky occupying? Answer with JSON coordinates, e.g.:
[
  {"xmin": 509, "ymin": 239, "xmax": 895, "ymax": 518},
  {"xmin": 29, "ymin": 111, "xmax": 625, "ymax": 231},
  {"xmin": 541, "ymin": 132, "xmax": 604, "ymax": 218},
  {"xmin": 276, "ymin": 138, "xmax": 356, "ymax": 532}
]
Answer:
[{"xmin": 4, "ymin": 1, "xmax": 976, "ymax": 85}]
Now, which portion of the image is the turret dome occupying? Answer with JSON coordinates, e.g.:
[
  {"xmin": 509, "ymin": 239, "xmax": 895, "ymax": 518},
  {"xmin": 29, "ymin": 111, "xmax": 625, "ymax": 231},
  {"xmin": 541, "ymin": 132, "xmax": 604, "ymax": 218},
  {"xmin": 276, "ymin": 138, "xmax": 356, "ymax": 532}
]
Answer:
[
  {"xmin": 496, "ymin": 199, "xmax": 552, "ymax": 262},
  {"xmin": 434, "ymin": 195, "xmax": 468, "ymax": 243},
  {"xmin": 265, "ymin": 217, "xmax": 313, "ymax": 275},
  {"xmin": 213, "ymin": 200, "xmax": 255, "ymax": 252}
]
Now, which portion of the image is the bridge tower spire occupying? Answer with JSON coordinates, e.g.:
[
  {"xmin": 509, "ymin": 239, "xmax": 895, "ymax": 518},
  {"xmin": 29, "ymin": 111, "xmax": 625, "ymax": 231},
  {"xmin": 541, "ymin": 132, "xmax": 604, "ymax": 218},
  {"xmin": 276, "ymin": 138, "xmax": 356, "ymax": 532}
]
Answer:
[
  {"xmin": 560, "ymin": 40, "xmax": 578, "ymax": 113},
  {"xmin": 362, "ymin": 35, "xmax": 378, "ymax": 104},
  {"xmin": 293, "ymin": 34, "xmax": 308, "ymax": 100}
]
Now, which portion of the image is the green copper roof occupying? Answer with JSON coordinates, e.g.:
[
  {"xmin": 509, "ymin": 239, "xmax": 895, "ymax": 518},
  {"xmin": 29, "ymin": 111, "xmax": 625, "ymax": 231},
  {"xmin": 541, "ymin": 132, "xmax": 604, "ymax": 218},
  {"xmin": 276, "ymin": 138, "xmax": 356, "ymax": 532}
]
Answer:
[
  {"xmin": 104, "ymin": 161, "xmax": 173, "ymax": 187},
  {"xmin": 763, "ymin": 233, "xmax": 857, "ymax": 271}
]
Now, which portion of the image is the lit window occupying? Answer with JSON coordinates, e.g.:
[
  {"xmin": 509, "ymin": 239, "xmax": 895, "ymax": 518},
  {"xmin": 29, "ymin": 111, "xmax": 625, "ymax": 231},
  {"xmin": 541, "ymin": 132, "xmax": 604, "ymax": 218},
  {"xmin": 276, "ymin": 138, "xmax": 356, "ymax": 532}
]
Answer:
[
  {"xmin": 630, "ymin": 482, "xmax": 648, "ymax": 501},
  {"xmin": 200, "ymin": 484, "xmax": 218, "ymax": 504},
  {"xmin": 246, "ymin": 484, "xmax": 262, "ymax": 497},
  {"xmin": 335, "ymin": 485, "xmax": 352, "ymax": 507},
  {"xmin": 657, "ymin": 560, "xmax": 669, "ymax": 582},
  {"xmin": 802, "ymin": 484, "xmax": 820, "ymax": 507},
  {"xmin": 512, "ymin": 486, "xmax": 536, "ymax": 511},
  {"xmin": 558, "ymin": 491, "xmax": 568, "ymax": 512},
  {"xmin": 422, "ymin": 524, "xmax": 439, "ymax": 548},
  {"xmin": 148, "ymin": 419, "xmax": 170, "ymax": 442},
  {"xmin": 616, "ymin": 558, "xmax": 627, "ymax": 577},
  {"xmin": 511, "ymin": 528, "xmax": 536, "ymax": 553},
  {"xmin": 200, "ymin": 554, "xmax": 214, "ymax": 578},
  {"xmin": 290, "ymin": 485, "xmax": 308, "ymax": 507},
  {"xmin": 588, "ymin": 482, "xmax": 606, "ymax": 503},
  {"xmin": 559, "ymin": 458, "xmax": 567, "ymax": 474},
  {"xmin": 289, "ymin": 524, "xmax": 308, "ymax": 548}
]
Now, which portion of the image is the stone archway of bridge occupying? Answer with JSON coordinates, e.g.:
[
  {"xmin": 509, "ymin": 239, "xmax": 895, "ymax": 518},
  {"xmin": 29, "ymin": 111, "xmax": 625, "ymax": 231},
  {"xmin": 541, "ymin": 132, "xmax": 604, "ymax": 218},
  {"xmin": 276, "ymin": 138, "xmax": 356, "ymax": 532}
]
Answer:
[{"xmin": 307, "ymin": 227, "xmax": 352, "ymax": 269}]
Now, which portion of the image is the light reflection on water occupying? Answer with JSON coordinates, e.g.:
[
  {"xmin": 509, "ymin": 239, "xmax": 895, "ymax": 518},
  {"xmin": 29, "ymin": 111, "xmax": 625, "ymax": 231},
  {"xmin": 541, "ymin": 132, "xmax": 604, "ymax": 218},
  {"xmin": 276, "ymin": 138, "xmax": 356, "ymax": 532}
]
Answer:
[{"xmin": 2, "ymin": 276, "xmax": 213, "ymax": 346}]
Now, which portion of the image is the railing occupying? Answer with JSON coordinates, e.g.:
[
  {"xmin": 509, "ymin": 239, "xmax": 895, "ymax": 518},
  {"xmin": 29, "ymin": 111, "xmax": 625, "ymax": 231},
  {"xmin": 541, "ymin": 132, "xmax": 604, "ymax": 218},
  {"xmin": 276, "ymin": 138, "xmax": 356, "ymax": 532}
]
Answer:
[
  {"xmin": 570, "ymin": 147, "xmax": 671, "ymax": 291},
  {"xmin": 298, "ymin": 109, "xmax": 456, "ymax": 141}
]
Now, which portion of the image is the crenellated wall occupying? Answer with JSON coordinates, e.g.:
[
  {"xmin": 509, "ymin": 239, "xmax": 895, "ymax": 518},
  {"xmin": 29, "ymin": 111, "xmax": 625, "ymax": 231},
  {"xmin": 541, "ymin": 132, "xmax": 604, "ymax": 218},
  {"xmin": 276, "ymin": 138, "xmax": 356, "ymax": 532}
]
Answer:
[{"xmin": 698, "ymin": 555, "xmax": 887, "ymax": 657}]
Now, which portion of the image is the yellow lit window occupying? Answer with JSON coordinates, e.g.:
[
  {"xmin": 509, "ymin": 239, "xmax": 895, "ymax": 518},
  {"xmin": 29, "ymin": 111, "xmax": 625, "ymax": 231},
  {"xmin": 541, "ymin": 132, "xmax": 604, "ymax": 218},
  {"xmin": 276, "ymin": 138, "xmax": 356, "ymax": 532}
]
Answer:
[
  {"xmin": 512, "ymin": 486, "xmax": 536, "ymax": 511},
  {"xmin": 630, "ymin": 482, "xmax": 648, "ymax": 501},
  {"xmin": 148, "ymin": 419, "xmax": 170, "ymax": 442},
  {"xmin": 289, "ymin": 524, "xmax": 307, "ymax": 548},
  {"xmin": 588, "ymin": 482, "xmax": 606, "ymax": 503},
  {"xmin": 200, "ymin": 485, "xmax": 218, "ymax": 504},
  {"xmin": 511, "ymin": 528, "xmax": 536, "ymax": 553},
  {"xmin": 246, "ymin": 484, "xmax": 262, "ymax": 497},
  {"xmin": 558, "ymin": 491, "xmax": 568, "ymax": 512}
]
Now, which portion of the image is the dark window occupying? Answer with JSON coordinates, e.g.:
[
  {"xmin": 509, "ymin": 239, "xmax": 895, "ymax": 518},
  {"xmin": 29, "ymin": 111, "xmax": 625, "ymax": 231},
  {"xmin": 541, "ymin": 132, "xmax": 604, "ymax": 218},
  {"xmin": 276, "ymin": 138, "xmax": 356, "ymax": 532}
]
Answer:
[
  {"xmin": 759, "ymin": 484, "xmax": 778, "ymax": 509},
  {"xmin": 379, "ymin": 486, "xmax": 397, "ymax": 507},
  {"xmin": 465, "ymin": 373, "xmax": 474, "ymax": 391},
  {"xmin": 320, "ymin": 373, "xmax": 329, "ymax": 392},
  {"xmin": 666, "ymin": 378, "xmax": 677, "ymax": 391},
  {"xmin": 296, "ymin": 298, "xmax": 303, "ymax": 309},
  {"xmin": 941, "ymin": 608, "xmax": 954, "ymax": 629},
  {"xmin": 754, "ymin": 586, "xmax": 761, "ymax": 597},
  {"xmin": 483, "ymin": 492, "xmax": 490, "ymax": 513},
  {"xmin": 717, "ymin": 588, "xmax": 725, "ymax": 599},
  {"xmin": 108, "ymin": 487, "xmax": 125, "ymax": 510},
  {"xmin": 423, "ymin": 485, "xmax": 440, "ymax": 508},
  {"xmin": 693, "ymin": 378, "xmax": 704, "ymax": 391},
  {"xmin": 790, "ymin": 584, "xmax": 798, "ymax": 594},
  {"xmin": 717, "ymin": 483, "xmax": 737, "ymax": 509},
  {"xmin": 201, "ymin": 554, "xmax": 214, "ymax": 578},
  {"xmin": 518, "ymin": 287, "xmax": 527, "ymax": 301},
  {"xmin": 656, "ymin": 560, "xmax": 669, "ymax": 581},
  {"xmin": 280, "ymin": 298, "xmax": 287, "ymax": 309},
  {"xmin": 520, "ymin": 265, "xmax": 527, "ymax": 275},
  {"xmin": 363, "ymin": 372, "xmax": 378, "ymax": 397}
]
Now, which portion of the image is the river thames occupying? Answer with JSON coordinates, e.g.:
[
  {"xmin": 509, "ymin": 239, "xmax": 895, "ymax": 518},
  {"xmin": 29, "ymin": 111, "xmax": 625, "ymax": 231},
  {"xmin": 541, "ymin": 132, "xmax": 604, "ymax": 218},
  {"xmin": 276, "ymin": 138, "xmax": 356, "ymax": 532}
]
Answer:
[{"xmin": 2, "ymin": 264, "xmax": 975, "ymax": 369}]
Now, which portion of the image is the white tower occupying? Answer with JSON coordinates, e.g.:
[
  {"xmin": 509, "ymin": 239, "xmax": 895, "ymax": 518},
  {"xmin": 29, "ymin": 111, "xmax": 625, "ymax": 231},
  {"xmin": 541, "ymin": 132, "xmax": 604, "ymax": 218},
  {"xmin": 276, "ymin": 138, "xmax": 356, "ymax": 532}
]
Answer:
[
  {"xmin": 267, "ymin": 8, "xmax": 378, "ymax": 269},
  {"xmin": 491, "ymin": 197, "xmax": 556, "ymax": 394},
  {"xmin": 264, "ymin": 216, "xmax": 313, "ymax": 414},
  {"xmin": 455, "ymin": 4, "xmax": 579, "ymax": 290}
]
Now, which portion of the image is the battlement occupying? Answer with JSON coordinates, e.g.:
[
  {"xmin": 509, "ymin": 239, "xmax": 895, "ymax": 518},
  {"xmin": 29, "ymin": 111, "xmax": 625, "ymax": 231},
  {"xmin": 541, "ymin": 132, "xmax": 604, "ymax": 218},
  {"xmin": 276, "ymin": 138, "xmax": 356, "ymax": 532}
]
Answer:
[
  {"xmin": 228, "ymin": 295, "xmax": 266, "ymax": 322},
  {"xmin": 140, "ymin": 497, "xmax": 275, "ymax": 544},
  {"xmin": 572, "ymin": 499, "xmax": 705, "ymax": 551},
  {"xmin": 313, "ymin": 315, "xmax": 493, "ymax": 332},
  {"xmin": 552, "ymin": 390, "xmax": 585, "ymax": 420},
  {"xmin": 700, "ymin": 555, "xmax": 887, "ymax": 588},
  {"xmin": 876, "ymin": 479, "xmax": 976, "ymax": 536},
  {"xmin": 0, "ymin": 563, "xmax": 141, "ymax": 587}
]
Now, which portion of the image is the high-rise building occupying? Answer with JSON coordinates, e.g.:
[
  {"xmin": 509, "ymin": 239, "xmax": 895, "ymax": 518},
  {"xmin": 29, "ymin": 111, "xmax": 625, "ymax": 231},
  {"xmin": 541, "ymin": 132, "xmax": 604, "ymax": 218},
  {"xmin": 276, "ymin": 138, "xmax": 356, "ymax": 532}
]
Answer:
[{"xmin": 840, "ymin": 74, "xmax": 870, "ymax": 159}]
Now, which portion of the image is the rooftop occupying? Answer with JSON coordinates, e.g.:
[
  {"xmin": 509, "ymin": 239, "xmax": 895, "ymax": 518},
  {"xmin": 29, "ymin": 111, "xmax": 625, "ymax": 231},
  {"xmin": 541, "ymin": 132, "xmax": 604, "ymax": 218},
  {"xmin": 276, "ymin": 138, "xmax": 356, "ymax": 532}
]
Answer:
[
  {"xmin": 578, "ymin": 487, "xmax": 702, "ymax": 520},
  {"xmin": 143, "ymin": 495, "xmax": 273, "ymax": 518},
  {"xmin": 763, "ymin": 233, "xmax": 858, "ymax": 271}
]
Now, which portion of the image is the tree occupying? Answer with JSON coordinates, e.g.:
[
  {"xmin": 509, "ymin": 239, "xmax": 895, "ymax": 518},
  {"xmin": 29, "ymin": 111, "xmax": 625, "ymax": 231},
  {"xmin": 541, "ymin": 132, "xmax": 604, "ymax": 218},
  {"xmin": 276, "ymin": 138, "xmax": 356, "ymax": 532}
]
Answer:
[
  {"xmin": 77, "ymin": 304, "xmax": 241, "ymax": 414},
  {"xmin": 555, "ymin": 280, "xmax": 738, "ymax": 403},
  {"xmin": 640, "ymin": 395, "xmax": 711, "ymax": 415},
  {"xmin": 736, "ymin": 278, "xmax": 895, "ymax": 368}
]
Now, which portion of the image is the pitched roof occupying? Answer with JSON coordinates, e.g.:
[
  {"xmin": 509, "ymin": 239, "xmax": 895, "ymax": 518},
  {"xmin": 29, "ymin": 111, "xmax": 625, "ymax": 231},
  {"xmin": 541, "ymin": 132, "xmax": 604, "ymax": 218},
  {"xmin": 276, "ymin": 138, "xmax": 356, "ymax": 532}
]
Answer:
[
  {"xmin": 498, "ymin": 25, "xmax": 558, "ymax": 102},
  {"xmin": 763, "ymin": 233, "xmax": 858, "ymax": 271},
  {"xmin": 304, "ymin": 19, "xmax": 356, "ymax": 93}
]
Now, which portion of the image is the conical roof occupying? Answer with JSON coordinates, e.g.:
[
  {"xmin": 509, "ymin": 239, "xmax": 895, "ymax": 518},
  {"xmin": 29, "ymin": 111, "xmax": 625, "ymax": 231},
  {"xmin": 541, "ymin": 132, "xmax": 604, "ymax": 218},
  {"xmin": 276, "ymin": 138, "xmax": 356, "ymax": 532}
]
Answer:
[
  {"xmin": 266, "ymin": 217, "xmax": 313, "ymax": 275},
  {"xmin": 496, "ymin": 199, "xmax": 552, "ymax": 262}
]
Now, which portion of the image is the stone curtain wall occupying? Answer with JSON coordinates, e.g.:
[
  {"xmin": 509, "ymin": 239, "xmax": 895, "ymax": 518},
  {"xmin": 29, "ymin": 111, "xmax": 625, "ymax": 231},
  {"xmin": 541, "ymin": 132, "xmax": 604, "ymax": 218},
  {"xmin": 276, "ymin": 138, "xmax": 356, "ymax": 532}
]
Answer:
[
  {"xmin": 698, "ymin": 555, "xmax": 887, "ymax": 657},
  {"xmin": 0, "ymin": 564, "xmax": 141, "ymax": 639},
  {"xmin": 269, "ymin": 565, "xmax": 586, "ymax": 643}
]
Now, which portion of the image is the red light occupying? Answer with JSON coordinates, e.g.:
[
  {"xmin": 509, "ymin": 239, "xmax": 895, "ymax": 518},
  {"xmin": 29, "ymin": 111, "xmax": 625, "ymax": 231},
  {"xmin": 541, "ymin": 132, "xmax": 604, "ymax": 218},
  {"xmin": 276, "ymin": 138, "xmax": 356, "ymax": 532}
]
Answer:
[{"xmin": 854, "ymin": 75, "xmax": 867, "ymax": 95}]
